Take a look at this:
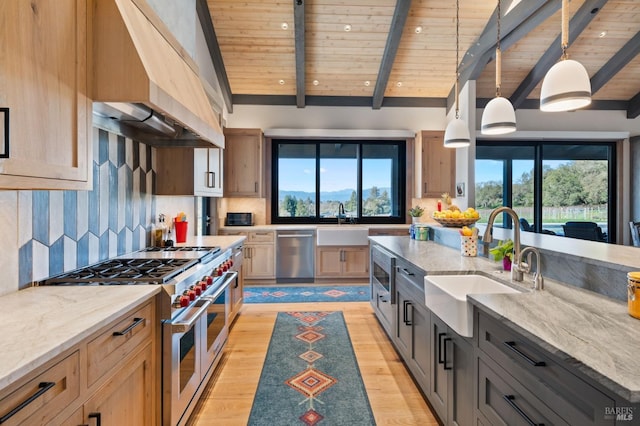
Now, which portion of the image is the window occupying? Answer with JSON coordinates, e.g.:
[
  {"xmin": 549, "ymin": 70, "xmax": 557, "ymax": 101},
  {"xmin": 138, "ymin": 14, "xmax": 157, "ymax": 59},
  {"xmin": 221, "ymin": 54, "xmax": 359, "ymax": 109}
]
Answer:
[
  {"xmin": 272, "ymin": 140, "xmax": 406, "ymax": 224},
  {"xmin": 475, "ymin": 141, "xmax": 616, "ymax": 243}
]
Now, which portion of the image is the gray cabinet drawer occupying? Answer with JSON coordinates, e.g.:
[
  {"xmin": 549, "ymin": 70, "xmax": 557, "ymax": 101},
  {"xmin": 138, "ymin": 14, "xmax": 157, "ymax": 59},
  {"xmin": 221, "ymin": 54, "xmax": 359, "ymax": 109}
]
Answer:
[
  {"xmin": 477, "ymin": 311, "xmax": 614, "ymax": 425},
  {"xmin": 478, "ymin": 357, "xmax": 569, "ymax": 426},
  {"xmin": 395, "ymin": 259, "xmax": 425, "ymax": 296}
]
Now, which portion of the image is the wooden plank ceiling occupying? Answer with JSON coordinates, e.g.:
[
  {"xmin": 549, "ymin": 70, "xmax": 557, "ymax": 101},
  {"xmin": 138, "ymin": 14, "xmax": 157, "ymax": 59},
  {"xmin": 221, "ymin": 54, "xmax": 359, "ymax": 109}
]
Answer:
[{"xmin": 205, "ymin": 0, "xmax": 640, "ymax": 117}]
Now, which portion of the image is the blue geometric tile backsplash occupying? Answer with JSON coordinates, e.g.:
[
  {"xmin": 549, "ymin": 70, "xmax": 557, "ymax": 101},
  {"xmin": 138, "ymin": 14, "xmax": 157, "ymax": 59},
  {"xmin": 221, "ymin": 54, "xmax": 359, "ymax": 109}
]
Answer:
[{"xmin": 18, "ymin": 127, "xmax": 155, "ymax": 288}]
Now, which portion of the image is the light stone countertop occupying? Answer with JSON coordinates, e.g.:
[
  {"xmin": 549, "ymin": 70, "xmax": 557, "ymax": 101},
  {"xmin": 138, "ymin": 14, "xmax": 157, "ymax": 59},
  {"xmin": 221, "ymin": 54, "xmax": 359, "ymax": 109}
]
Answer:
[
  {"xmin": 218, "ymin": 224, "xmax": 410, "ymax": 232},
  {"xmin": 0, "ymin": 286, "xmax": 160, "ymax": 390},
  {"xmin": 369, "ymin": 236, "xmax": 640, "ymax": 403}
]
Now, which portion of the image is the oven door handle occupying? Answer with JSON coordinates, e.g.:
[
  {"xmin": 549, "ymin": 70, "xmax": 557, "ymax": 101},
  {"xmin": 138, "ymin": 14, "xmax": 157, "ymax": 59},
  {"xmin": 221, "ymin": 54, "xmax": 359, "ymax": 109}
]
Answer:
[
  {"xmin": 201, "ymin": 271, "xmax": 238, "ymax": 302},
  {"xmin": 170, "ymin": 299, "xmax": 212, "ymax": 334}
]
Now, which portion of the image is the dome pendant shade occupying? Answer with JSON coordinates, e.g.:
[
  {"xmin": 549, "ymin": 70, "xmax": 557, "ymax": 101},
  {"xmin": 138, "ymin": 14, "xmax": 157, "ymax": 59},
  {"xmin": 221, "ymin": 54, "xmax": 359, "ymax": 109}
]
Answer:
[
  {"xmin": 540, "ymin": 59, "xmax": 592, "ymax": 112},
  {"xmin": 481, "ymin": 97, "xmax": 516, "ymax": 135},
  {"xmin": 444, "ymin": 118, "xmax": 471, "ymax": 148}
]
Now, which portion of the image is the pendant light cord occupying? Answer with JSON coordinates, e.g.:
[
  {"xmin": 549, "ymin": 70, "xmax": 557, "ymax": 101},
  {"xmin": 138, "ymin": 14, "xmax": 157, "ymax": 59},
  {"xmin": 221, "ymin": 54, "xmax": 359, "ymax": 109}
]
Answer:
[
  {"xmin": 495, "ymin": 0, "xmax": 502, "ymax": 97},
  {"xmin": 561, "ymin": 0, "xmax": 569, "ymax": 59},
  {"xmin": 455, "ymin": 0, "xmax": 460, "ymax": 119}
]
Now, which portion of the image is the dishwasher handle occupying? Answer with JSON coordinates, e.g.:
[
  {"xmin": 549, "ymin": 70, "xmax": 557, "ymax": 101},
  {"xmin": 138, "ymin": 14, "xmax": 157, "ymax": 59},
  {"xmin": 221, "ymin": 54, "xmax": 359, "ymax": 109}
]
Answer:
[{"xmin": 277, "ymin": 233, "xmax": 315, "ymax": 238}]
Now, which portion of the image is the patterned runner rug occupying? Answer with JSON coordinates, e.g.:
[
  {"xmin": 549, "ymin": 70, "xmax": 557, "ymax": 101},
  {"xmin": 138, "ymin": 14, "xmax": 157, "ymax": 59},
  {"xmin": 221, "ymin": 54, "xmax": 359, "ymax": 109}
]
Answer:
[
  {"xmin": 244, "ymin": 285, "xmax": 370, "ymax": 303},
  {"xmin": 248, "ymin": 311, "xmax": 376, "ymax": 426}
]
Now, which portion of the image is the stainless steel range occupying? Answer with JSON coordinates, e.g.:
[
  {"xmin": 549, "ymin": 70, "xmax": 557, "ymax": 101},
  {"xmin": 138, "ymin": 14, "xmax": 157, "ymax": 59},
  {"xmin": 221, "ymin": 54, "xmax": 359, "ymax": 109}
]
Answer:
[{"xmin": 39, "ymin": 246, "xmax": 237, "ymax": 426}]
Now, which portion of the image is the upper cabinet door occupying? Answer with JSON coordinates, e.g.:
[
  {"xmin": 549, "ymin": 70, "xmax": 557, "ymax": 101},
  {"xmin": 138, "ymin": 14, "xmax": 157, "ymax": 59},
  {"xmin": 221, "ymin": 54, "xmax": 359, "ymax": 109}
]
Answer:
[
  {"xmin": 224, "ymin": 129, "xmax": 263, "ymax": 197},
  {"xmin": 415, "ymin": 131, "xmax": 455, "ymax": 198},
  {"xmin": 0, "ymin": 0, "xmax": 91, "ymax": 190}
]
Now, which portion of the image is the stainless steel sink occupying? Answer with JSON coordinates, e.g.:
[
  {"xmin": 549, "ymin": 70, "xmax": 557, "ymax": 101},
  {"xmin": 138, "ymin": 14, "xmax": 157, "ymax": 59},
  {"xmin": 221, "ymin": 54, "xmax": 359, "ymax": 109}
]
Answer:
[{"xmin": 424, "ymin": 274, "xmax": 521, "ymax": 337}]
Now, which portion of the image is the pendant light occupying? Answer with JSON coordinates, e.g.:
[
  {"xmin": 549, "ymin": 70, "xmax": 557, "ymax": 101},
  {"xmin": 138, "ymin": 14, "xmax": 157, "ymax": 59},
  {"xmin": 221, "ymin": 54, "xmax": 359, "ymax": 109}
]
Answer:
[
  {"xmin": 481, "ymin": 0, "xmax": 516, "ymax": 135},
  {"xmin": 444, "ymin": 0, "xmax": 470, "ymax": 148},
  {"xmin": 540, "ymin": 0, "xmax": 591, "ymax": 112}
]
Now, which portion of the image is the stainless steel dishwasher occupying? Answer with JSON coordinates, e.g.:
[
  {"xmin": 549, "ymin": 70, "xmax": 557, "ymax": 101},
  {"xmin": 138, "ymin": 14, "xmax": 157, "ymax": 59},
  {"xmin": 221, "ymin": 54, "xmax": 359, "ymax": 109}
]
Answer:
[{"xmin": 276, "ymin": 230, "xmax": 315, "ymax": 283}]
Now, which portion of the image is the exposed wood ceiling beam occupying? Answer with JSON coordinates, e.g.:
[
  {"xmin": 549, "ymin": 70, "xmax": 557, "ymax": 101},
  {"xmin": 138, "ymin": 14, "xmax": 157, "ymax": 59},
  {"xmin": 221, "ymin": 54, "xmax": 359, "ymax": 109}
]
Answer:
[
  {"xmin": 294, "ymin": 0, "xmax": 305, "ymax": 108},
  {"xmin": 372, "ymin": 0, "xmax": 412, "ymax": 110},
  {"xmin": 509, "ymin": 0, "xmax": 610, "ymax": 110},
  {"xmin": 591, "ymin": 31, "xmax": 640, "ymax": 95},
  {"xmin": 196, "ymin": 0, "xmax": 233, "ymax": 113},
  {"xmin": 628, "ymin": 92, "xmax": 640, "ymax": 119}
]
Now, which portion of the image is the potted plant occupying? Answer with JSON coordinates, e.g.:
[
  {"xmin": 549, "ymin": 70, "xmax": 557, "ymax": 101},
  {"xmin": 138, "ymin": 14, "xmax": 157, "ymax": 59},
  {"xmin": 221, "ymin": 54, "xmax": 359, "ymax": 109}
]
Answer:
[
  {"xmin": 408, "ymin": 205, "xmax": 424, "ymax": 223},
  {"xmin": 489, "ymin": 239, "xmax": 514, "ymax": 271}
]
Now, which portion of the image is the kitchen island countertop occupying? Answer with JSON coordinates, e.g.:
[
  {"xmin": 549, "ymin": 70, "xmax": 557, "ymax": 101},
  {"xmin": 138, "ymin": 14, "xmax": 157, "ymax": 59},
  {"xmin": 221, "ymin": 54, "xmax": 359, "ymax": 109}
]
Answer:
[{"xmin": 370, "ymin": 236, "xmax": 640, "ymax": 403}]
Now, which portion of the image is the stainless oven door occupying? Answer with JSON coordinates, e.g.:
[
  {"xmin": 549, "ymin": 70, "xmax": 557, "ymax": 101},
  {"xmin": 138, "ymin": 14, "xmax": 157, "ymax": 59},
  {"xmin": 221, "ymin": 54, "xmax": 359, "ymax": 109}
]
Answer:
[
  {"xmin": 201, "ymin": 271, "xmax": 236, "ymax": 376},
  {"xmin": 164, "ymin": 298, "xmax": 210, "ymax": 426}
]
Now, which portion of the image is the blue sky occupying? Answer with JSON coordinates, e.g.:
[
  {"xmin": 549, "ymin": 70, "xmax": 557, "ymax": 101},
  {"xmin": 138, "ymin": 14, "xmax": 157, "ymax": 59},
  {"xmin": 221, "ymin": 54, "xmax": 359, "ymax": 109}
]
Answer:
[
  {"xmin": 279, "ymin": 158, "xmax": 392, "ymax": 192},
  {"xmin": 476, "ymin": 160, "xmax": 571, "ymax": 184}
]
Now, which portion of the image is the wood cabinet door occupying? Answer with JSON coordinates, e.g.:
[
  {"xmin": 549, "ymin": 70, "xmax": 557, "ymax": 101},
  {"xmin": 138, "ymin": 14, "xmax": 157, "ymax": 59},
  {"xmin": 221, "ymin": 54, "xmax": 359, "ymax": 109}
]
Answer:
[
  {"xmin": 245, "ymin": 244, "xmax": 275, "ymax": 279},
  {"xmin": 224, "ymin": 129, "xmax": 263, "ymax": 197},
  {"xmin": 420, "ymin": 131, "xmax": 455, "ymax": 198},
  {"xmin": 342, "ymin": 247, "xmax": 369, "ymax": 277},
  {"xmin": 315, "ymin": 247, "xmax": 342, "ymax": 277},
  {"xmin": 0, "ymin": 0, "xmax": 91, "ymax": 190},
  {"xmin": 83, "ymin": 344, "xmax": 155, "ymax": 426}
]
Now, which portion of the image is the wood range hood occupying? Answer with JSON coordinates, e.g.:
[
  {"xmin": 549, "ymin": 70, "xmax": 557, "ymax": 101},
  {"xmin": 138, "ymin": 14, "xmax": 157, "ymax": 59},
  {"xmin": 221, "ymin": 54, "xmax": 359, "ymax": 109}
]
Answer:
[{"xmin": 93, "ymin": 0, "xmax": 224, "ymax": 148}]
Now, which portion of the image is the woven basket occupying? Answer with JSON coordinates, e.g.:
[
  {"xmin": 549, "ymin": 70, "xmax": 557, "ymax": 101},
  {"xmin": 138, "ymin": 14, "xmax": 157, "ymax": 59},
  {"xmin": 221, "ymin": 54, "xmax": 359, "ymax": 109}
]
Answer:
[{"xmin": 431, "ymin": 216, "xmax": 480, "ymax": 228}]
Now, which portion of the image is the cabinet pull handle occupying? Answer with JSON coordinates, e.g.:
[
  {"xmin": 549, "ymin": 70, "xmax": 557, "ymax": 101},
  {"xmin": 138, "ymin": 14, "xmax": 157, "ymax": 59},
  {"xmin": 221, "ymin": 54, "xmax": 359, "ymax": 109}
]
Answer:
[
  {"xmin": 399, "ymin": 267, "xmax": 414, "ymax": 276},
  {"xmin": 503, "ymin": 395, "xmax": 543, "ymax": 426},
  {"xmin": 255, "ymin": 182, "xmax": 258, "ymax": 192},
  {"xmin": 503, "ymin": 341, "xmax": 546, "ymax": 367},
  {"xmin": 443, "ymin": 337, "xmax": 452, "ymax": 370},
  {"xmin": 438, "ymin": 332, "xmax": 446, "ymax": 364},
  {"xmin": 113, "ymin": 317, "xmax": 145, "ymax": 336},
  {"xmin": 424, "ymin": 182, "xmax": 427, "ymax": 193},
  {"xmin": 0, "ymin": 381, "xmax": 55, "ymax": 423},
  {"xmin": 403, "ymin": 300, "xmax": 412, "ymax": 325},
  {"xmin": 206, "ymin": 171, "xmax": 214, "ymax": 188},
  {"xmin": 378, "ymin": 294, "xmax": 388, "ymax": 303},
  {"xmin": 88, "ymin": 412, "xmax": 102, "ymax": 426}
]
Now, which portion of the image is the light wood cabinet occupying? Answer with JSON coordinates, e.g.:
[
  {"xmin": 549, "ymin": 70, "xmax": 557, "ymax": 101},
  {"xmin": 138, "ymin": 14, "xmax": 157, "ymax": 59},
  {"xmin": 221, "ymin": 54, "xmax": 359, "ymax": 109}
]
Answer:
[
  {"xmin": 223, "ymin": 128, "xmax": 264, "ymax": 197},
  {"xmin": 156, "ymin": 147, "xmax": 223, "ymax": 196},
  {"xmin": 219, "ymin": 230, "xmax": 275, "ymax": 280},
  {"xmin": 0, "ymin": 0, "xmax": 92, "ymax": 190},
  {"xmin": 316, "ymin": 246, "xmax": 369, "ymax": 278},
  {"xmin": 415, "ymin": 131, "xmax": 455, "ymax": 198},
  {"xmin": 0, "ymin": 296, "xmax": 158, "ymax": 426}
]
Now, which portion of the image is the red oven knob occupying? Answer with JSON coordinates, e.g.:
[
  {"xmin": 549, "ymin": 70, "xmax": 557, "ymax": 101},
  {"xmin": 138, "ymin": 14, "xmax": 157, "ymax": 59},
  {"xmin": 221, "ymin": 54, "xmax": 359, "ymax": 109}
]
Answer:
[
  {"xmin": 222, "ymin": 263, "xmax": 229, "ymax": 272},
  {"xmin": 205, "ymin": 276, "xmax": 213, "ymax": 285},
  {"xmin": 199, "ymin": 280, "xmax": 207, "ymax": 291},
  {"xmin": 229, "ymin": 259, "xmax": 234, "ymax": 267},
  {"xmin": 188, "ymin": 290, "xmax": 196, "ymax": 301},
  {"xmin": 179, "ymin": 295, "xmax": 190, "ymax": 307},
  {"xmin": 194, "ymin": 285, "xmax": 202, "ymax": 296},
  {"xmin": 217, "ymin": 268, "xmax": 223, "ymax": 276}
]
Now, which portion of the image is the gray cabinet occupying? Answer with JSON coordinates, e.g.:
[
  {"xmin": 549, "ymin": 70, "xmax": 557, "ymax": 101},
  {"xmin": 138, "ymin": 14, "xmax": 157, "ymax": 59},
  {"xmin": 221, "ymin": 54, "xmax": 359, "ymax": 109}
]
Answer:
[
  {"xmin": 431, "ymin": 314, "xmax": 474, "ymax": 426},
  {"xmin": 476, "ymin": 309, "xmax": 615, "ymax": 426},
  {"xmin": 395, "ymin": 261, "xmax": 429, "ymax": 392}
]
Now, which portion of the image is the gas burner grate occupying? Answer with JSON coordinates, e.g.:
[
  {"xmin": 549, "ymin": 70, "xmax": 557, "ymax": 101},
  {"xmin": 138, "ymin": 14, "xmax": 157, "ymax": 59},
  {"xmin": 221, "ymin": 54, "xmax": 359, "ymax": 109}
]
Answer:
[
  {"xmin": 140, "ymin": 246, "xmax": 220, "ymax": 253},
  {"xmin": 42, "ymin": 257, "xmax": 197, "ymax": 284}
]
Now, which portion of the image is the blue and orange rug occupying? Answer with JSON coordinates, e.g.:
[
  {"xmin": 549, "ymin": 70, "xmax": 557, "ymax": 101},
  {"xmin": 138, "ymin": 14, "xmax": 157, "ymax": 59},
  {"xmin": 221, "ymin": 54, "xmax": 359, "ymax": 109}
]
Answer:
[
  {"xmin": 248, "ymin": 311, "xmax": 376, "ymax": 425},
  {"xmin": 244, "ymin": 285, "xmax": 370, "ymax": 303}
]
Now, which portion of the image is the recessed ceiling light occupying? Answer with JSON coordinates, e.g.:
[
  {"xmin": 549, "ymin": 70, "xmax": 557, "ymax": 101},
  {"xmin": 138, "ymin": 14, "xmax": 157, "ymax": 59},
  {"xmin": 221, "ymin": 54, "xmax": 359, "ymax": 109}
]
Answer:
[
  {"xmin": 396, "ymin": 82, "xmax": 403, "ymax": 87},
  {"xmin": 281, "ymin": 23, "xmax": 289, "ymax": 30},
  {"xmin": 364, "ymin": 81, "xmax": 370, "ymax": 86},
  {"xmin": 599, "ymin": 30, "xmax": 607, "ymax": 38},
  {"xmin": 415, "ymin": 26, "xmax": 423, "ymax": 34},
  {"xmin": 279, "ymin": 80, "xmax": 285, "ymax": 85},
  {"xmin": 312, "ymin": 80, "xmax": 319, "ymax": 86},
  {"xmin": 344, "ymin": 24, "xmax": 352, "ymax": 32}
]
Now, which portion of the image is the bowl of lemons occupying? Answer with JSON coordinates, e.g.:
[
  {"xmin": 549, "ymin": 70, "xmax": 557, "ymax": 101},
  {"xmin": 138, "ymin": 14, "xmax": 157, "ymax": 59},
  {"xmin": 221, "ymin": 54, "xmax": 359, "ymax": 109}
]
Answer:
[{"xmin": 432, "ymin": 206, "xmax": 480, "ymax": 227}]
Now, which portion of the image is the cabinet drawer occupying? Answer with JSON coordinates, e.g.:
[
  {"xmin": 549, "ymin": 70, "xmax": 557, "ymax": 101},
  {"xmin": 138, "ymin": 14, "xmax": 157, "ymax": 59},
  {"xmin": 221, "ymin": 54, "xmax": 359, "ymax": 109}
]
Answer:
[
  {"xmin": 478, "ymin": 357, "xmax": 568, "ymax": 426},
  {"xmin": 477, "ymin": 311, "xmax": 614, "ymax": 425},
  {"xmin": 0, "ymin": 351, "xmax": 80, "ymax": 426},
  {"xmin": 248, "ymin": 231, "xmax": 274, "ymax": 243},
  {"xmin": 395, "ymin": 260, "xmax": 425, "ymax": 293},
  {"xmin": 87, "ymin": 302, "xmax": 153, "ymax": 386}
]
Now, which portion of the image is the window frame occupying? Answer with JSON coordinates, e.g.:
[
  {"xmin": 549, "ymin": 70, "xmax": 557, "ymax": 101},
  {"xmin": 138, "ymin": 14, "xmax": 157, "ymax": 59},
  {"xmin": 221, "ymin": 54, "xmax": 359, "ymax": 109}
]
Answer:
[
  {"xmin": 475, "ymin": 140, "xmax": 617, "ymax": 243},
  {"xmin": 270, "ymin": 139, "xmax": 406, "ymax": 225}
]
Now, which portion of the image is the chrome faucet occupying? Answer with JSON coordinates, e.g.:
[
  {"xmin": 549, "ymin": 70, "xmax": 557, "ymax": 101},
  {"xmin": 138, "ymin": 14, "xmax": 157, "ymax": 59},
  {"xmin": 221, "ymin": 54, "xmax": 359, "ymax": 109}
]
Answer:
[
  {"xmin": 519, "ymin": 246, "xmax": 544, "ymax": 290},
  {"xmin": 482, "ymin": 206, "xmax": 523, "ymax": 282},
  {"xmin": 337, "ymin": 203, "xmax": 346, "ymax": 225}
]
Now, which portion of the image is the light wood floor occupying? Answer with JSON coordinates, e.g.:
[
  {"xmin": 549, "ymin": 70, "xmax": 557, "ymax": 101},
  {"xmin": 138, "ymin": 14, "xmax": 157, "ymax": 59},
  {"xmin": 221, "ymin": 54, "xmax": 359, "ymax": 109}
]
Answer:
[{"xmin": 187, "ymin": 301, "xmax": 438, "ymax": 425}]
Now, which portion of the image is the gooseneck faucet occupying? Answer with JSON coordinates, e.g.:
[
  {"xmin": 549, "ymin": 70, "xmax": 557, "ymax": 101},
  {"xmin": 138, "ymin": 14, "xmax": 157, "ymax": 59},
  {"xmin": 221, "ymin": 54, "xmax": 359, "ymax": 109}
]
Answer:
[
  {"xmin": 519, "ymin": 246, "xmax": 544, "ymax": 290},
  {"xmin": 337, "ymin": 203, "xmax": 346, "ymax": 225},
  {"xmin": 482, "ymin": 206, "xmax": 523, "ymax": 282}
]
